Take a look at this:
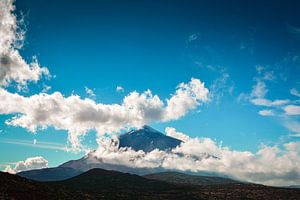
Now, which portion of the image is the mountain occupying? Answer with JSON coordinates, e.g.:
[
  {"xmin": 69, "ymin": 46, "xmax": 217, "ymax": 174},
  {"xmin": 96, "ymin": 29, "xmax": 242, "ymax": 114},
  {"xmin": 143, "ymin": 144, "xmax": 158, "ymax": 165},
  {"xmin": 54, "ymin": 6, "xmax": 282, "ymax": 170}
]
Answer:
[
  {"xmin": 17, "ymin": 167, "xmax": 82, "ymax": 181},
  {"xmin": 58, "ymin": 168, "xmax": 187, "ymax": 196},
  {"xmin": 59, "ymin": 125, "xmax": 184, "ymax": 175},
  {"xmin": 18, "ymin": 126, "xmax": 218, "ymax": 181},
  {"xmin": 0, "ymin": 171, "xmax": 87, "ymax": 200},
  {"xmin": 49, "ymin": 168, "xmax": 300, "ymax": 199},
  {"xmin": 60, "ymin": 155, "xmax": 167, "ymax": 175},
  {"xmin": 144, "ymin": 171, "xmax": 239, "ymax": 186},
  {"xmin": 18, "ymin": 125, "xmax": 180, "ymax": 181},
  {"xmin": 286, "ymin": 185, "xmax": 300, "ymax": 188},
  {"xmin": 119, "ymin": 125, "xmax": 182, "ymax": 152},
  {"xmin": 2, "ymin": 170, "xmax": 189, "ymax": 200},
  {"xmin": 2, "ymin": 170, "xmax": 300, "ymax": 200}
]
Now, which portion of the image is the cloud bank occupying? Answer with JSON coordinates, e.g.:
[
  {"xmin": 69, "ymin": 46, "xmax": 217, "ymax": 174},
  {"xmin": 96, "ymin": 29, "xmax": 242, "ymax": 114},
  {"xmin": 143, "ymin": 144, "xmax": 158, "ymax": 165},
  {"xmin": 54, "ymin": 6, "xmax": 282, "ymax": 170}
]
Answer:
[
  {"xmin": 4, "ymin": 156, "xmax": 48, "ymax": 174},
  {"xmin": 0, "ymin": 78, "xmax": 209, "ymax": 150},
  {"xmin": 91, "ymin": 127, "xmax": 300, "ymax": 187}
]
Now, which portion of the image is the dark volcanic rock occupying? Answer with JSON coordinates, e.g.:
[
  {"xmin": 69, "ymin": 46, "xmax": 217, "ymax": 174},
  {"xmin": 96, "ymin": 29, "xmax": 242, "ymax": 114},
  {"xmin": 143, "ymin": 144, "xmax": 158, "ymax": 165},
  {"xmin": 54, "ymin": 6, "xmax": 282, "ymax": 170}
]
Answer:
[
  {"xmin": 144, "ymin": 171, "xmax": 239, "ymax": 186},
  {"xmin": 2, "ymin": 170, "xmax": 300, "ymax": 200},
  {"xmin": 0, "ymin": 171, "xmax": 88, "ymax": 200},
  {"xmin": 17, "ymin": 167, "xmax": 82, "ymax": 182},
  {"xmin": 119, "ymin": 125, "xmax": 182, "ymax": 152}
]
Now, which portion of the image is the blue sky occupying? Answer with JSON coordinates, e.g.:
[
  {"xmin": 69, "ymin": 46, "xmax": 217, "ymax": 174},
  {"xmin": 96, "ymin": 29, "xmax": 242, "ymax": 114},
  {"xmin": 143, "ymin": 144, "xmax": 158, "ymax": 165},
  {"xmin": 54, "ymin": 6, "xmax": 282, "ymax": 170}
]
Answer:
[{"xmin": 1, "ymin": 0, "xmax": 300, "ymax": 170}]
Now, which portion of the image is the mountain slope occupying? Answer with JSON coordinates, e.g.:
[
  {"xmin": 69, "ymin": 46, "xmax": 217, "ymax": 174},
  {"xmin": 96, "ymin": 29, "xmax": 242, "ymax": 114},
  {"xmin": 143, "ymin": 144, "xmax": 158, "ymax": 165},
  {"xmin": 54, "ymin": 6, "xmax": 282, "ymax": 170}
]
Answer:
[
  {"xmin": 22, "ymin": 126, "xmax": 217, "ymax": 181},
  {"xmin": 60, "ymin": 125, "xmax": 184, "ymax": 175},
  {"xmin": 57, "ymin": 168, "xmax": 200, "ymax": 200},
  {"xmin": 59, "ymin": 169, "xmax": 300, "ymax": 200},
  {"xmin": 60, "ymin": 156, "xmax": 167, "ymax": 175},
  {"xmin": 2, "ymin": 170, "xmax": 300, "ymax": 200},
  {"xmin": 144, "ymin": 171, "xmax": 239, "ymax": 186},
  {"xmin": 59, "ymin": 168, "xmax": 179, "ymax": 191},
  {"xmin": 0, "ymin": 171, "xmax": 87, "ymax": 200},
  {"xmin": 119, "ymin": 125, "xmax": 182, "ymax": 152},
  {"xmin": 17, "ymin": 167, "xmax": 82, "ymax": 181}
]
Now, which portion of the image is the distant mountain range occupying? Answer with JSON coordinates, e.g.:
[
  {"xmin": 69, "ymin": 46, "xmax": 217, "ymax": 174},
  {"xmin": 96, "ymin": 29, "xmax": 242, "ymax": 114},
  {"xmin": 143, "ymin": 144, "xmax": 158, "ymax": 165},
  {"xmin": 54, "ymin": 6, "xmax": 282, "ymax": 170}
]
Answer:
[
  {"xmin": 3, "ymin": 169, "xmax": 300, "ymax": 200},
  {"xmin": 17, "ymin": 167, "xmax": 82, "ymax": 182}
]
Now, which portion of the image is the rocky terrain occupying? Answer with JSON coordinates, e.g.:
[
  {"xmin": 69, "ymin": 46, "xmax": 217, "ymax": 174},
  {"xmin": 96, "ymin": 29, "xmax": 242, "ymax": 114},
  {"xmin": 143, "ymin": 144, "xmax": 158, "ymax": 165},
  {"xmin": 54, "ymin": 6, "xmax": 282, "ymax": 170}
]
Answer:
[{"xmin": 2, "ymin": 169, "xmax": 300, "ymax": 200}]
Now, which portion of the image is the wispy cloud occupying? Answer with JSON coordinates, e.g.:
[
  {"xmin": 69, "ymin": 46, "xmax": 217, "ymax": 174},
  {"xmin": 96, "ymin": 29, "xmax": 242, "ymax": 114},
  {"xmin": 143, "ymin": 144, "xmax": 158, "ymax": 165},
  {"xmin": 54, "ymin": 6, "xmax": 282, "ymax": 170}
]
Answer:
[
  {"xmin": 251, "ymin": 98, "xmax": 290, "ymax": 107},
  {"xmin": 85, "ymin": 86, "xmax": 96, "ymax": 98},
  {"xmin": 209, "ymin": 70, "xmax": 234, "ymax": 104},
  {"xmin": 291, "ymin": 88, "xmax": 300, "ymax": 98},
  {"xmin": 287, "ymin": 24, "xmax": 300, "ymax": 38},
  {"xmin": 116, "ymin": 86, "xmax": 124, "ymax": 93},
  {"xmin": 188, "ymin": 33, "xmax": 200, "ymax": 42},
  {"xmin": 0, "ymin": 138, "xmax": 68, "ymax": 151},
  {"xmin": 285, "ymin": 120, "xmax": 300, "ymax": 136},
  {"xmin": 258, "ymin": 109, "xmax": 275, "ymax": 116},
  {"xmin": 237, "ymin": 63, "xmax": 300, "ymax": 136},
  {"xmin": 42, "ymin": 84, "xmax": 51, "ymax": 93}
]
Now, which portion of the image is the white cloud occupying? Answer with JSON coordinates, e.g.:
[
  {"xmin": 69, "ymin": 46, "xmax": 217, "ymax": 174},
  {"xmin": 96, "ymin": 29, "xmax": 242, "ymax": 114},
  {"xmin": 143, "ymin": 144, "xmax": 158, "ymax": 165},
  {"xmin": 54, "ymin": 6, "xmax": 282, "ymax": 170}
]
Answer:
[
  {"xmin": 251, "ymin": 81, "xmax": 268, "ymax": 98},
  {"xmin": 0, "ymin": 4, "xmax": 209, "ymax": 154},
  {"xmin": 239, "ymin": 66, "xmax": 300, "ymax": 139},
  {"xmin": 188, "ymin": 33, "xmax": 199, "ymax": 42},
  {"xmin": 90, "ymin": 129, "xmax": 300, "ymax": 186},
  {"xmin": 116, "ymin": 86, "xmax": 124, "ymax": 93},
  {"xmin": 290, "ymin": 88, "xmax": 300, "ymax": 97},
  {"xmin": 284, "ymin": 105, "xmax": 300, "ymax": 115},
  {"xmin": 285, "ymin": 120, "xmax": 300, "ymax": 135},
  {"xmin": 85, "ymin": 86, "xmax": 95, "ymax": 97},
  {"xmin": 241, "ymin": 66, "xmax": 286, "ymax": 109},
  {"xmin": 251, "ymin": 98, "xmax": 290, "ymax": 107},
  {"xmin": 164, "ymin": 78, "xmax": 209, "ymax": 120},
  {"xmin": 258, "ymin": 109, "xmax": 275, "ymax": 116},
  {"xmin": 0, "ymin": 78, "xmax": 209, "ymax": 151},
  {"xmin": 255, "ymin": 65, "xmax": 275, "ymax": 81},
  {"xmin": 0, "ymin": 0, "xmax": 49, "ymax": 89},
  {"xmin": 165, "ymin": 127, "xmax": 190, "ymax": 142},
  {"xmin": 3, "ymin": 156, "xmax": 48, "ymax": 174},
  {"xmin": 209, "ymin": 71, "xmax": 234, "ymax": 104},
  {"xmin": 42, "ymin": 84, "xmax": 51, "ymax": 93}
]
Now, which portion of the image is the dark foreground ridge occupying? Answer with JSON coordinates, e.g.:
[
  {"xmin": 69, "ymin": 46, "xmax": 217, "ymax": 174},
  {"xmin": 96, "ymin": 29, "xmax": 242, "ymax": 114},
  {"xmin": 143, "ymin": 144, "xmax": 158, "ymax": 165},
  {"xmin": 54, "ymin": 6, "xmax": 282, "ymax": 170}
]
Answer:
[
  {"xmin": 0, "ymin": 171, "xmax": 87, "ymax": 199},
  {"xmin": 2, "ymin": 168, "xmax": 300, "ymax": 200},
  {"xmin": 144, "ymin": 171, "xmax": 240, "ymax": 186}
]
